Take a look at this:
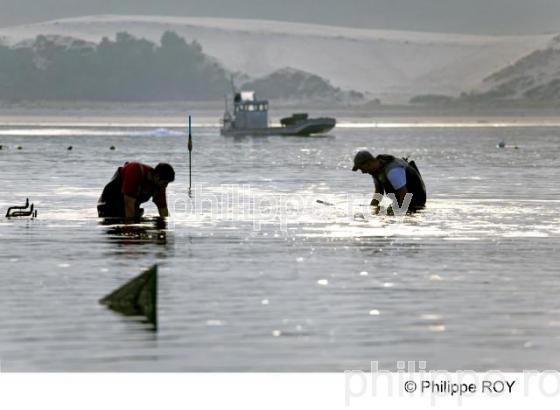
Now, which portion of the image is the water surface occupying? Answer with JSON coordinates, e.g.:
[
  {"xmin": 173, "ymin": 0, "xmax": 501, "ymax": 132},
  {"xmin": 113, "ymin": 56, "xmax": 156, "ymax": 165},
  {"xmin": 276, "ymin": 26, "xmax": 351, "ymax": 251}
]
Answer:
[{"xmin": 1, "ymin": 123, "xmax": 559, "ymax": 371}]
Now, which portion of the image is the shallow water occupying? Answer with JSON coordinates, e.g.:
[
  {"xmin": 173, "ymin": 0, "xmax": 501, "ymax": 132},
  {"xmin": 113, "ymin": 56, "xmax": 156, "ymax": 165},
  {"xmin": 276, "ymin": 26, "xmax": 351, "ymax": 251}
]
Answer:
[{"xmin": 1, "ymin": 123, "xmax": 559, "ymax": 371}]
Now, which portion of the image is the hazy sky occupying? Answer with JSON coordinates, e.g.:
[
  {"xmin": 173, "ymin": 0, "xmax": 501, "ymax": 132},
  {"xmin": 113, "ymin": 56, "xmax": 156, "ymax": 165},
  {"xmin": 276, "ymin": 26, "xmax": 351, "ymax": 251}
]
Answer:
[{"xmin": 1, "ymin": 0, "xmax": 559, "ymax": 35}]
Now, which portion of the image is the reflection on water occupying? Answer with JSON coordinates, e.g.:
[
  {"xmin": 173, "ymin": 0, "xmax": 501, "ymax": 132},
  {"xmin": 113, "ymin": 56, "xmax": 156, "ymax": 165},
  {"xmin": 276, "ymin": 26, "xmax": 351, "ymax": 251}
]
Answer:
[
  {"xmin": 0, "ymin": 124, "xmax": 560, "ymax": 371},
  {"xmin": 102, "ymin": 219, "xmax": 173, "ymax": 260},
  {"xmin": 102, "ymin": 218, "xmax": 168, "ymax": 243}
]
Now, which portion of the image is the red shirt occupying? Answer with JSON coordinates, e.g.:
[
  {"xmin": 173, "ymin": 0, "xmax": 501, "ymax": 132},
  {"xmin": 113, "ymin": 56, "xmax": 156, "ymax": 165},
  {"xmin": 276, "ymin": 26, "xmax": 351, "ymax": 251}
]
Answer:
[{"xmin": 120, "ymin": 162, "xmax": 167, "ymax": 208}]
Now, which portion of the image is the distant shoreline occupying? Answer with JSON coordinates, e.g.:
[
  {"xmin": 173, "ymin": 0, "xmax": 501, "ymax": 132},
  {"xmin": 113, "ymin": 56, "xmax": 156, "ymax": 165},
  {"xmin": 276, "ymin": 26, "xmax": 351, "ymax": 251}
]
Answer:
[{"xmin": 2, "ymin": 100, "xmax": 560, "ymax": 128}]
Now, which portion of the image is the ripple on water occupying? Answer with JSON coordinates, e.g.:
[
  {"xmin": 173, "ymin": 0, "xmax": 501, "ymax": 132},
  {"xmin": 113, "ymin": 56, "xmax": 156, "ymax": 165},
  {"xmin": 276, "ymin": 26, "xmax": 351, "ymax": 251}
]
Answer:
[{"xmin": 0, "ymin": 125, "xmax": 559, "ymax": 371}]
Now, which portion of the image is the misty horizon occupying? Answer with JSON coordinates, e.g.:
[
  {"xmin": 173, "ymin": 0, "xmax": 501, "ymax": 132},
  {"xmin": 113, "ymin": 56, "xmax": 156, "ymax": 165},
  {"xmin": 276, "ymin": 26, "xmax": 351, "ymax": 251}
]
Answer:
[{"xmin": 0, "ymin": 0, "xmax": 560, "ymax": 35}]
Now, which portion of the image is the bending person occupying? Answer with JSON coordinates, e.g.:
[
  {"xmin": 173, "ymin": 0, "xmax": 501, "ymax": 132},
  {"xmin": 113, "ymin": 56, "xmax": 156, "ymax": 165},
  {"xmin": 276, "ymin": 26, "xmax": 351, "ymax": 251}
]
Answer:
[
  {"xmin": 97, "ymin": 162, "xmax": 175, "ymax": 220},
  {"xmin": 352, "ymin": 151, "xmax": 426, "ymax": 213}
]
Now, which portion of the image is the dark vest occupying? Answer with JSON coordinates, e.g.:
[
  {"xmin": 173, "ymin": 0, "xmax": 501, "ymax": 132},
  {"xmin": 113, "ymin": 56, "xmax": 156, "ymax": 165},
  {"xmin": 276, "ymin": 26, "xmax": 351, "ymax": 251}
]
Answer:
[{"xmin": 373, "ymin": 155, "xmax": 427, "ymax": 209}]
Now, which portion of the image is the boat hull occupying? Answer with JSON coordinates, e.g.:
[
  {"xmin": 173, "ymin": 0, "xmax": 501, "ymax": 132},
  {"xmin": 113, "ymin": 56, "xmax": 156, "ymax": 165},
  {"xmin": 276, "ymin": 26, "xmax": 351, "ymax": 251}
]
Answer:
[{"xmin": 221, "ymin": 118, "xmax": 335, "ymax": 137}]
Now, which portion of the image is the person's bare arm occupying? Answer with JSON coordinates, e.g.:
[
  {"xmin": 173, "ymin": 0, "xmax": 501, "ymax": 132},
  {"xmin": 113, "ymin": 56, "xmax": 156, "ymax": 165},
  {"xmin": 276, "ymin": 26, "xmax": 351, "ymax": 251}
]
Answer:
[
  {"xmin": 123, "ymin": 194, "xmax": 137, "ymax": 220},
  {"xmin": 371, "ymin": 177, "xmax": 383, "ymax": 208}
]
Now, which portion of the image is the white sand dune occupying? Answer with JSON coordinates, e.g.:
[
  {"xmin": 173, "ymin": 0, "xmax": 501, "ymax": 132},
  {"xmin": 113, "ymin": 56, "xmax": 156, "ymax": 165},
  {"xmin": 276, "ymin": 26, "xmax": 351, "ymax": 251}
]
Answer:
[{"xmin": 0, "ymin": 15, "xmax": 555, "ymax": 102}]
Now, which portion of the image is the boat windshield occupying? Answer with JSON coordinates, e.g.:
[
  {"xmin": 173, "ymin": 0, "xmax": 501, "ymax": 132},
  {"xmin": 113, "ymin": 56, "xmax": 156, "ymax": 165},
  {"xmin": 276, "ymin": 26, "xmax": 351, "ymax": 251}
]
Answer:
[{"xmin": 235, "ymin": 103, "xmax": 268, "ymax": 112}]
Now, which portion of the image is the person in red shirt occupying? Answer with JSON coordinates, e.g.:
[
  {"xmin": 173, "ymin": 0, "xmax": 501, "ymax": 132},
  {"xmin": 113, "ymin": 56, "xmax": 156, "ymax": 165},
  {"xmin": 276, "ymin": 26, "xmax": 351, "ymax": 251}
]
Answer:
[{"xmin": 97, "ymin": 162, "xmax": 175, "ymax": 220}]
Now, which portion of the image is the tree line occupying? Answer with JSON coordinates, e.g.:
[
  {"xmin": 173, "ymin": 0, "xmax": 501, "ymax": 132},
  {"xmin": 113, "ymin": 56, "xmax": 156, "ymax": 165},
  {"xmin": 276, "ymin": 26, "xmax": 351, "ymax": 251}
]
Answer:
[{"xmin": 0, "ymin": 31, "xmax": 230, "ymax": 102}]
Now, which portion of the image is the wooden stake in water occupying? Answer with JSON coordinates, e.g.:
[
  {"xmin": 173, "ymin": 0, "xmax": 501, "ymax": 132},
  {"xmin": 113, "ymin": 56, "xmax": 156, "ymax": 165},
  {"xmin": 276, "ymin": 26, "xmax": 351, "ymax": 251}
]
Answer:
[{"xmin": 188, "ymin": 115, "xmax": 193, "ymax": 198}]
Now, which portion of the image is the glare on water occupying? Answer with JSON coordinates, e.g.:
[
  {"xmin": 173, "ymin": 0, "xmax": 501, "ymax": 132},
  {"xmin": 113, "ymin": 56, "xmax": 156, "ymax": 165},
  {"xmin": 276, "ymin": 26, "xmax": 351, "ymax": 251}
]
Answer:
[{"xmin": 0, "ymin": 123, "xmax": 559, "ymax": 371}]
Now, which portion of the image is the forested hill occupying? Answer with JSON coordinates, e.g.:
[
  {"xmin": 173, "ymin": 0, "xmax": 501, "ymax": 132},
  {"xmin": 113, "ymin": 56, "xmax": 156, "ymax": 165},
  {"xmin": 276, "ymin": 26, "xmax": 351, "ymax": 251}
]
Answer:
[{"xmin": 0, "ymin": 31, "xmax": 230, "ymax": 101}]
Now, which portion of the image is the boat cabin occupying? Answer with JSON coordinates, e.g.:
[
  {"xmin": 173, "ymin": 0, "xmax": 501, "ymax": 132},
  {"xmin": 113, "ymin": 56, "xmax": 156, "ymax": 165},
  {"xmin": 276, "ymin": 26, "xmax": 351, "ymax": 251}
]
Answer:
[{"xmin": 230, "ymin": 91, "xmax": 269, "ymax": 129}]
